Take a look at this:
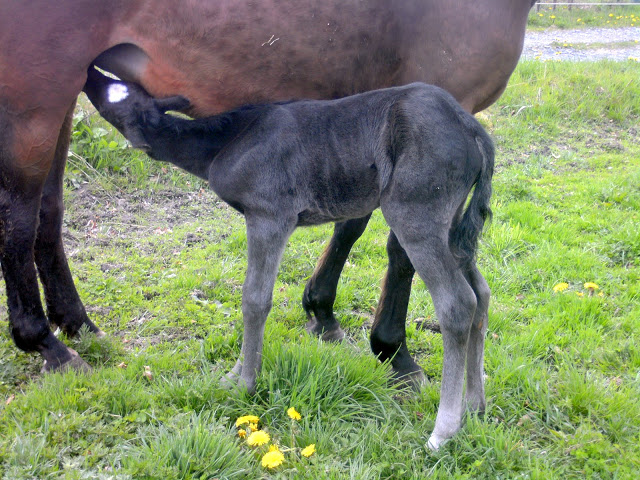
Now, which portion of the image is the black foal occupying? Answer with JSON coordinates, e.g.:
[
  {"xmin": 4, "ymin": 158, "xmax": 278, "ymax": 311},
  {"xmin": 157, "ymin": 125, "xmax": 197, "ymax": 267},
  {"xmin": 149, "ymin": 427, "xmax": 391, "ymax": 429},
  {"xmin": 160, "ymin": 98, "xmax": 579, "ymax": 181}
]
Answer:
[{"xmin": 84, "ymin": 67, "xmax": 494, "ymax": 449}]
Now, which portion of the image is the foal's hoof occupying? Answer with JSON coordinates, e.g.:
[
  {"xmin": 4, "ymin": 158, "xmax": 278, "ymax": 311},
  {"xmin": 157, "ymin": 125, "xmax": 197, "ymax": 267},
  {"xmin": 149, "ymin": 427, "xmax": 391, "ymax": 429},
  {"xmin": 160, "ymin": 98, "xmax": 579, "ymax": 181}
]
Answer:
[
  {"xmin": 305, "ymin": 319, "xmax": 346, "ymax": 342},
  {"xmin": 220, "ymin": 369, "xmax": 240, "ymax": 390},
  {"xmin": 220, "ymin": 372, "xmax": 256, "ymax": 395},
  {"xmin": 427, "ymin": 433, "xmax": 448, "ymax": 452},
  {"xmin": 42, "ymin": 348, "xmax": 91, "ymax": 373}
]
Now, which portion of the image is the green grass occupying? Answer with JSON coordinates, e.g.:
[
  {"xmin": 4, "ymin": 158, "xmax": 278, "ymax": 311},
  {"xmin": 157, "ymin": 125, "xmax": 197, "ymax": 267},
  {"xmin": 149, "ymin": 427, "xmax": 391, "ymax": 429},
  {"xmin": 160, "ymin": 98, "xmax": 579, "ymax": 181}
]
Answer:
[
  {"xmin": 1, "ymin": 59, "xmax": 640, "ymax": 478},
  {"xmin": 551, "ymin": 40, "xmax": 639, "ymax": 50},
  {"xmin": 528, "ymin": 3, "xmax": 640, "ymax": 30}
]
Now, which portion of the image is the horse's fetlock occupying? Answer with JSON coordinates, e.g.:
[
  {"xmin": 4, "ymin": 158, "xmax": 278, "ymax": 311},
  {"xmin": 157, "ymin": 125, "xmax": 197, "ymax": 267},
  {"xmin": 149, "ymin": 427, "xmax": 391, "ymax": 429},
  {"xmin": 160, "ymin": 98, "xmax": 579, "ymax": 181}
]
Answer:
[{"xmin": 10, "ymin": 319, "xmax": 51, "ymax": 352}]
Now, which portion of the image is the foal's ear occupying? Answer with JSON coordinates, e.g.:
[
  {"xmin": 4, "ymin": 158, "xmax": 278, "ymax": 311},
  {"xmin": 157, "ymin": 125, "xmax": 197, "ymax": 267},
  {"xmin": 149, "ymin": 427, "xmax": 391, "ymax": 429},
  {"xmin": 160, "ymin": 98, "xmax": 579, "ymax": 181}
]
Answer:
[{"xmin": 155, "ymin": 95, "xmax": 191, "ymax": 113}]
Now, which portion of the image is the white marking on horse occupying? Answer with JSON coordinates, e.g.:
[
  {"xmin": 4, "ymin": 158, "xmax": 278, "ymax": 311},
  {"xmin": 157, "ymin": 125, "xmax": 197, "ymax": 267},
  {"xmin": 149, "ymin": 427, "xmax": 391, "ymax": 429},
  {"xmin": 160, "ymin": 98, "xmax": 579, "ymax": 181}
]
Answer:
[
  {"xmin": 107, "ymin": 84, "xmax": 129, "ymax": 103},
  {"xmin": 261, "ymin": 34, "xmax": 280, "ymax": 46}
]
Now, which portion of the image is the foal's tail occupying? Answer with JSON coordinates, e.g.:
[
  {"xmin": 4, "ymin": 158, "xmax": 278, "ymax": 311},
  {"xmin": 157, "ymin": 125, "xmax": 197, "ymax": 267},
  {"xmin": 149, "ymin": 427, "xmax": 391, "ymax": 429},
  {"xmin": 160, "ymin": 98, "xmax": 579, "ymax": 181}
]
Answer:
[{"xmin": 450, "ymin": 127, "xmax": 495, "ymax": 267}]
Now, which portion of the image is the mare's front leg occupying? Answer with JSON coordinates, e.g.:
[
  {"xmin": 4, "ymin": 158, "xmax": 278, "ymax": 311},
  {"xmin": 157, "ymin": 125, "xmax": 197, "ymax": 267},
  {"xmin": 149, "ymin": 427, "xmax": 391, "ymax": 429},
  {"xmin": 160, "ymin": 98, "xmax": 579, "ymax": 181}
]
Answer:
[
  {"xmin": 370, "ymin": 230, "xmax": 425, "ymax": 389},
  {"xmin": 302, "ymin": 215, "xmax": 371, "ymax": 341},
  {"xmin": 34, "ymin": 101, "xmax": 103, "ymax": 338},
  {"xmin": 225, "ymin": 214, "xmax": 296, "ymax": 393},
  {"xmin": 0, "ymin": 107, "xmax": 89, "ymax": 371}
]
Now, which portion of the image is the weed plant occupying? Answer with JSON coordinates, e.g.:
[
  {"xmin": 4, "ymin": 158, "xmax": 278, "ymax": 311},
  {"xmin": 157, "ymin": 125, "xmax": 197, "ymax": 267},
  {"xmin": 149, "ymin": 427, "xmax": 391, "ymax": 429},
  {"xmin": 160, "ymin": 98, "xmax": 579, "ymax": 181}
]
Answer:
[{"xmin": 1, "ymin": 59, "xmax": 639, "ymax": 478}]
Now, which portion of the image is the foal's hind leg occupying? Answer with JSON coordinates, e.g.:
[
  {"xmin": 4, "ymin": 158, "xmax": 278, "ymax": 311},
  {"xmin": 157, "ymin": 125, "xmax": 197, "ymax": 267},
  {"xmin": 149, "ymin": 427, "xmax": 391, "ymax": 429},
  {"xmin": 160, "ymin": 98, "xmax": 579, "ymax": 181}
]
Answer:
[
  {"xmin": 399, "ymin": 237, "xmax": 476, "ymax": 450},
  {"xmin": 34, "ymin": 101, "xmax": 103, "ymax": 338},
  {"xmin": 370, "ymin": 230, "xmax": 425, "ymax": 389},
  {"xmin": 464, "ymin": 265, "xmax": 490, "ymax": 413},
  {"xmin": 384, "ymin": 206, "xmax": 477, "ymax": 449},
  {"xmin": 302, "ymin": 215, "xmax": 371, "ymax": 341}
]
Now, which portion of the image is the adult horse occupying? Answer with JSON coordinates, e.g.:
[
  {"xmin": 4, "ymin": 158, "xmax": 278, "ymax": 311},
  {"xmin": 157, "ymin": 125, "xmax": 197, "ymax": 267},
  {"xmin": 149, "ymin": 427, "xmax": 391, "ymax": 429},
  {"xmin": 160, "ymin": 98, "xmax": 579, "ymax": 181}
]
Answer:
[{"xmin": 0, "ymin": 1, "xmax": 535, "ymax": 378}]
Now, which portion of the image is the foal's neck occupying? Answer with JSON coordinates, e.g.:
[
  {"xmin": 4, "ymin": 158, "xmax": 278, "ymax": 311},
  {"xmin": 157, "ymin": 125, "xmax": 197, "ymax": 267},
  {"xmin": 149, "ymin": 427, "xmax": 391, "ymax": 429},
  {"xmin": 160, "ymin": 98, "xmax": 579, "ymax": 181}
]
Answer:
[{"xmin": 143, "ymin": 105, "xmax": 267, "ymax": 180}]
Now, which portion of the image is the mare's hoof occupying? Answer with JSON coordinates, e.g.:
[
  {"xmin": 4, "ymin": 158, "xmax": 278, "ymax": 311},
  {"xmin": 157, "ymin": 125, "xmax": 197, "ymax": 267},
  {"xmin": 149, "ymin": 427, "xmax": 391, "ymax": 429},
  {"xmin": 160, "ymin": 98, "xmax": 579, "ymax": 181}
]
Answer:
[
  {"xmin": 305, "ymin": 319, "xmax": 346, "ymax": 342},
  {"xmin": 51, "ymin": 318, "xmax": 106, "ymax": 338},
  {"xmin": 83, "ymin": 319, "xmax": 106, "ymax": 338},
  {"xmin": 392, "ymin": 368, "xmax": 427, "ymax": 391},
  {"xmin": 42, "ymin": 348, "xmax": 91, "ymax": 373}
]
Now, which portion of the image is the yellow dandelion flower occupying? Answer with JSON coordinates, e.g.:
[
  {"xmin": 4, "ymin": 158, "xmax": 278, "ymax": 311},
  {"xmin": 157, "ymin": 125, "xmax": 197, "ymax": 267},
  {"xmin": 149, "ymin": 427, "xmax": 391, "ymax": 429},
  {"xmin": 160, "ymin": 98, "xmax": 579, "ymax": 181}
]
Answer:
[
  {"xmin": 576, "ymin": 292, "xmax": 584, "ymax": 297},
  {"xmin": 539, "ymin": 13, "xmax": 543, "ymax": 17},
  {"xmin": 235, "ymin": 415, "xmax": 260, "ymax": 427},
  {"xmin": 268, "ymin": 444, "xmax": 280, "ymax": 452},
  {"xmin": 609, "ymin": 13, "xmax": 614, "ymax": 17},
  {"xmin": 301, "ymin": 444, "xmax": 316, "ymax": 458},
  {"xmin": 287, "ymin": 407, "xmax": 302, "ymax": 421},
  {"xmin": 577, "ymin": 18, "xmax": 582, "ymax": 22},
  {"xmin": 238, "ymin": 429, "xmax": 247, "ymax": 438},
  {"xmin": 249, "ymin": 423, "xmax": 259, "ymax": 432},
  {"xmin": 247, "ymin": 430, "xmax": 270, "ymax": 446},
  {"xmin": 262, "ymin": 449, "xmax": 285, "ymax": 469},
  {"xmin": 550, "ymin": 15, "xmax": 556, "ymax": 19},
  {"xmin": 553, "ymin": 282, "xmax": 569, "ymax": 293},
  {"xmin": 583, "ymin": 282, "xmax": 599, "ymax": 290}
]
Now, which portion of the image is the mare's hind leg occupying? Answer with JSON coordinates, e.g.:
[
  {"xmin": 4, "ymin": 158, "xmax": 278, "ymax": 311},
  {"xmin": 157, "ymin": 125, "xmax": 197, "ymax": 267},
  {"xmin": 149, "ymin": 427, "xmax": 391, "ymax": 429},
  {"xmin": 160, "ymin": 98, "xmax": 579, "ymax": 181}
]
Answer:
[
  {"xmin": 370, "ymin": 230, "xmax": 425, "ymax": 388},
  {"xmin": 464, "ymin": 265, "xmax": 490, "ymax": 413},
  {"xmin": 0, "ymin": 110, "xmax": 89, "ymax": 371},
  {"xmin": 225, "ymin": 214, "xmax": 296, "ymax": 393},
  {"xmin": 34, "ymin": 100, "xmax": 103, "ymax": 337},
  {"xmin": 302, "ymin": 215, "xmax": 371, "ymax": 342}
]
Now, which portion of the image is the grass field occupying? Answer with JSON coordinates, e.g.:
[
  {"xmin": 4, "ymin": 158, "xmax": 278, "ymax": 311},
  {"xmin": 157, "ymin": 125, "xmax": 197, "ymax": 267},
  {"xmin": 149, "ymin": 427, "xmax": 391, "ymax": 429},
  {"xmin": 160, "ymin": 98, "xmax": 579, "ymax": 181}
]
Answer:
[
  {"xmin": 528, "ymin": 2, "xmax": 640, "ymax": 30},
  {"xmin": 1, "ymin": 59, "xmax": 639, "ymax": 478}
]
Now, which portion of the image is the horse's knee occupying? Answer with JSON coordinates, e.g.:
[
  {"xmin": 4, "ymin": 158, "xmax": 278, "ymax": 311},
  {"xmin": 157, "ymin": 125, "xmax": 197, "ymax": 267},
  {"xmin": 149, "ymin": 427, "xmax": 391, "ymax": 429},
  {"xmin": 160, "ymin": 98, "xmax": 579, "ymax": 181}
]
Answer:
[{"xmin": 242, "ymin": 293, "xmax": 272, "ymax": 321}]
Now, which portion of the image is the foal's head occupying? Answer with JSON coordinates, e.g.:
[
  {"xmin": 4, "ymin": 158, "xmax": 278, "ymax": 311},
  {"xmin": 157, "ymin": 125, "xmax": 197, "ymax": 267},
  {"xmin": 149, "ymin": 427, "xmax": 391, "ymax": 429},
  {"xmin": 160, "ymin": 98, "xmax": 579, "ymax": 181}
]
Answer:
[{"xmin": 83, "ymin": 67, "xmax": 190, "ymax": 151}]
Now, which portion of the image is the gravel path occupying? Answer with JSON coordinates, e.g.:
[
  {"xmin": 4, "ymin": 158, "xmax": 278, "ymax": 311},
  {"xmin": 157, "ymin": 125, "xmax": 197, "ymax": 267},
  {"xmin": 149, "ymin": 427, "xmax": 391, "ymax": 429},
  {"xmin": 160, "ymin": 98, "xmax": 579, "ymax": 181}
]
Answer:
[{"xmin": 522, "ymin": 27, "xmax": 640, "ymax": 61}]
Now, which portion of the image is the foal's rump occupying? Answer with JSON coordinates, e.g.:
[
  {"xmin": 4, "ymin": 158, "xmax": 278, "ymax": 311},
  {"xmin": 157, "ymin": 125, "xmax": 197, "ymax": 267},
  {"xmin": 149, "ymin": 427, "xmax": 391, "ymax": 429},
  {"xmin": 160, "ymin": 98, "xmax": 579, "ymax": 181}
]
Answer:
[{"xmin": 380, "ymin": 84, "xmax": 494, "ymax": 263}]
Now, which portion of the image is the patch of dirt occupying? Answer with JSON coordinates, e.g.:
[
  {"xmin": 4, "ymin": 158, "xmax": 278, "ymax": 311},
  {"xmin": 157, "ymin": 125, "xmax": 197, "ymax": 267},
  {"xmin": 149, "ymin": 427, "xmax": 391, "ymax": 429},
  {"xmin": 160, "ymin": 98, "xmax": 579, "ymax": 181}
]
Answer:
[{"xmin": 63, "ymin": 182, "xmax": 234, "ymax": 252}]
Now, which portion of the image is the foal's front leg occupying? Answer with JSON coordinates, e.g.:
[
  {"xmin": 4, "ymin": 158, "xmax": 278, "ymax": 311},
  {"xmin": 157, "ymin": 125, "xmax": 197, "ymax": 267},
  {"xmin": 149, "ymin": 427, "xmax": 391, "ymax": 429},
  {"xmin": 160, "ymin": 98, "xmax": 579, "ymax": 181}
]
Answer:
[{"xmin": 225, "ymin": 214, "xmax": 296, "ymax": 393}]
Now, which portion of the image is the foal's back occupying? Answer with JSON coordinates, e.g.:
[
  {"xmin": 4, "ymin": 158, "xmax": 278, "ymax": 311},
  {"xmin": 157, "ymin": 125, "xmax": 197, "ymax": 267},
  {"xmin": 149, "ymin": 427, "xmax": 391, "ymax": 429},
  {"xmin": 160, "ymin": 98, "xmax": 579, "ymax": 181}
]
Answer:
[{"xmin": 209, "ymin": 83, "xmax": 488, "ymax": 226}]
